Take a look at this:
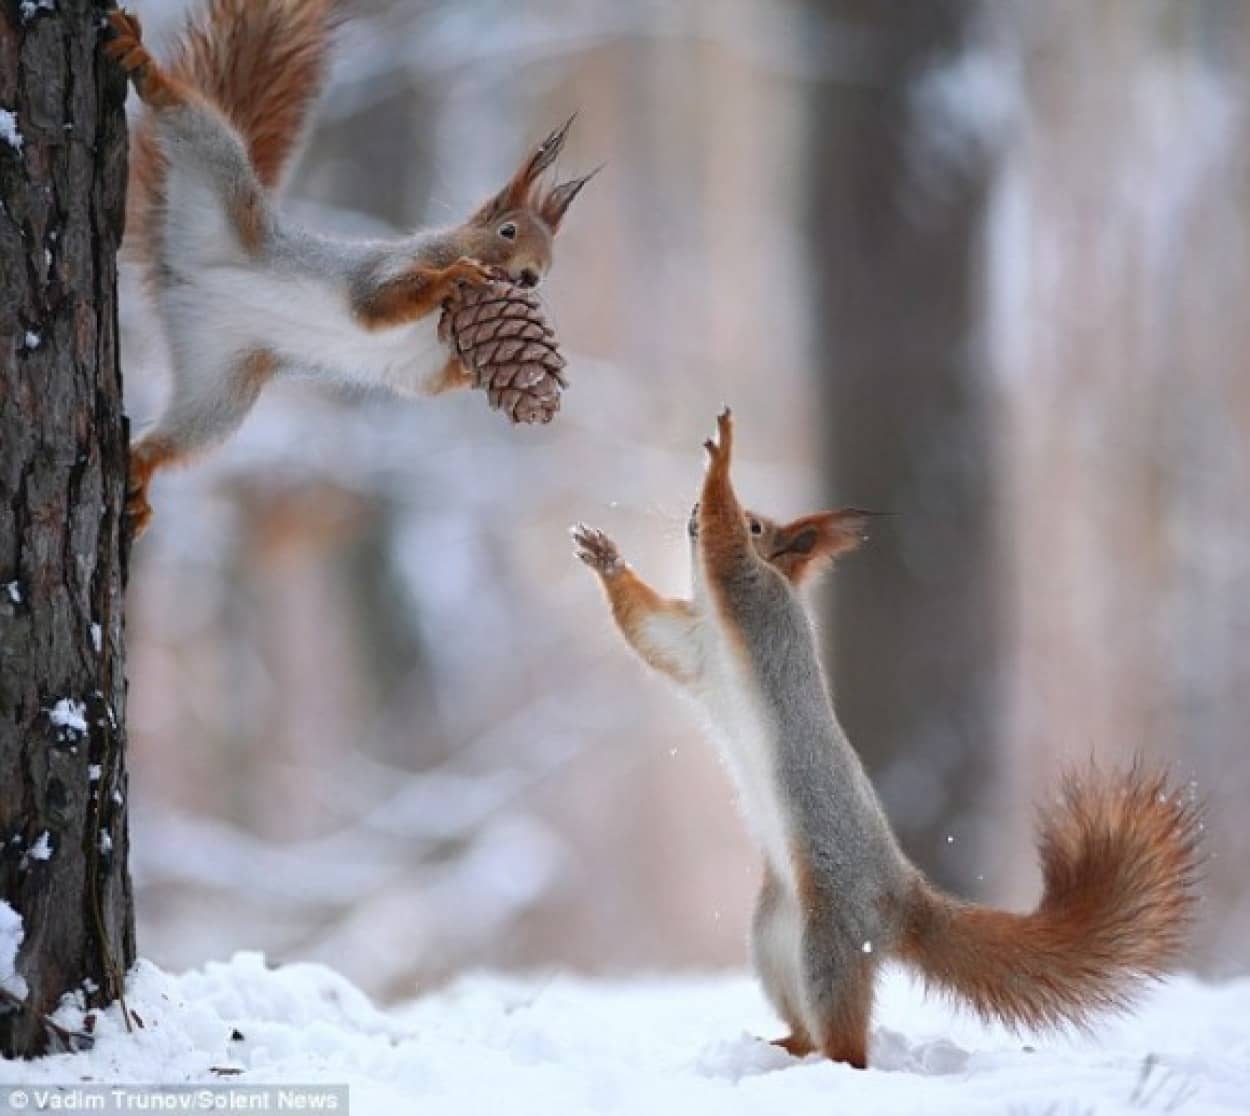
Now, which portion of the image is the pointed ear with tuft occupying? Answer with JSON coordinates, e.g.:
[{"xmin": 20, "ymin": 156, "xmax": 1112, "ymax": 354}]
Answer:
[
  {"xmin": 769, "ymin": 509, "xmax": 874, "ymax": 584},
  {"xmin": 470, "ymin": 115, "xmax": 577, "ymax": 226},
  {"xmin": 540, "ymin": 165, "xmax": 602, "ymax": 231}
]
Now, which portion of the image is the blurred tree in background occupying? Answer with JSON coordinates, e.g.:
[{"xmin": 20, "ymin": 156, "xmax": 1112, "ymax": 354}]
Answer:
[
  {"xmin": 806, "ymin": 0, "xmax": 997, "ymax": 896},
  {"xmin": 972, "ymin": 0, "xmax": 1250, "ymax": 971}
]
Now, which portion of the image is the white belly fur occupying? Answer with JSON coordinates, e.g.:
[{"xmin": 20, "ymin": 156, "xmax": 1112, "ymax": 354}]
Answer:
[
  {"xmin": 695, "ymin": 644, "xmax": 808, "ymax": 1032},
  {"xmin": 693, "ymin": 639, "xmax": 796, "ymax": 889},
  {"xmin": 753, "ymin": 880, "xmax": 805, "ymax": 1024},
  {"xmin": 157, "ymin": 124, "xmax": 451, "ymax": 399},
  {"xmin": 163, "ymin": 263, "xmax": 449, "ymax": 398}
]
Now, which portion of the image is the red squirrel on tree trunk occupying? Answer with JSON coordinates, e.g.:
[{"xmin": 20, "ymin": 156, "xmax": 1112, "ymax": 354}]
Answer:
[{"xmin": 106, "ymin": 2, "xmax": 595, "ymax": 536}]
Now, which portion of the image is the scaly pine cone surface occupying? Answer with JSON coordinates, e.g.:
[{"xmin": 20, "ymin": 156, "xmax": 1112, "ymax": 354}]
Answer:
[{"xmin": 439, "ymin": 281, "xmax": 568, "ymax": 424}]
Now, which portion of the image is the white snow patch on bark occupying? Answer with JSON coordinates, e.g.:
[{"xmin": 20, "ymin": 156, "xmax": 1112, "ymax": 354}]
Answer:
[
  {"xmin": 27, "ymin": 831, "xmax": 53, "ymax": 861},
  {"xmin": 48, "ymin": 698, "xmax": 87, "ymax": 735},
  {"xmin": 19, "ymin": 0, "xmax": 57, "ymax": 22},
  {"xmin": 0, "ymin": 902, "xmax": 26, "ymax": 1000},
  {"xmin": 0, "ymin": 110, "xmax": 22, "ymax": 151}
]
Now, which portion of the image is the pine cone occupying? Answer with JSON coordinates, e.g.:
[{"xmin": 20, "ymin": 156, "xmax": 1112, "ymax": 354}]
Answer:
[{"xmin": 439, "ymin": 281, "xmax": 568, "ymax": 424}]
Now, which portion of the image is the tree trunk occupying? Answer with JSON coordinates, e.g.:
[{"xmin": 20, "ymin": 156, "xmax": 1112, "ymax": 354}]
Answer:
[
  {"xmin": 805, "ymin": 1, "xmax": 999, "ymax": 893},
  {"xmin": 0, "ymin": 0, "xmax": 133, "ymax": 1057}
]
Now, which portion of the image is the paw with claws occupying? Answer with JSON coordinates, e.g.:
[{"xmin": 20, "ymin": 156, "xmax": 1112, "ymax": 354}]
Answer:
[
  {"xmin": 124, "ymin": 437, "xmax": 176, "ymax": 543},
  {"xmin": 442, "ymin": 256, "xmax": 502, "ymax": 288},
  {"xmin": 571, "ymin": 523, "xmax": 624, "ymax": 576},
  {"xmin": 770, "ymin": 1033, "xmax": 815, "ymax": 1059},
  {"xmin": 104, "ymin": 8, "xmax": 146, "ymax": 72},
  {"xmin": 124, "ymin": 483, "xmax": 153, "ymax": 542},
  {"xmin": 703, "ymin": 406, "xmax": 734, "ymax": 471},
  {"xmin": 106, "ymin": 8, "xmax": 184, "ymax": 108}
]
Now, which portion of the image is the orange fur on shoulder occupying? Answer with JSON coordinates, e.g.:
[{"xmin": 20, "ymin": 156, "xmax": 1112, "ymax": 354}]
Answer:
[{"xmin": 897, "ymin": 764, "xmax": 1201, "ymax": 1032}]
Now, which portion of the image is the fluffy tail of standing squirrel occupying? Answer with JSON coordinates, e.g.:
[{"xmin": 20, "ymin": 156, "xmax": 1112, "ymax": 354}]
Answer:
[
  {"xmin": 106, "ymin": 1, "xmax": 594, "ymax": 536},
  {"xmin": 898, "ymin": 764, "xmax": 1199, "ymax": 1034},
  {"xmin": 573, "ymin": 409, "xmax": 1201, "ymax": 1067}
]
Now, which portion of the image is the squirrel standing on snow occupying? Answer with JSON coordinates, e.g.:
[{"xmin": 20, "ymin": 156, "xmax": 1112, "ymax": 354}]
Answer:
[
  {"xmin": 572, "ymin": 408, "xmax": 1200, "ymax": 1069},
  {"xmin": 105, "ymin": 3, "xmax": 595, "ymax": 535}
]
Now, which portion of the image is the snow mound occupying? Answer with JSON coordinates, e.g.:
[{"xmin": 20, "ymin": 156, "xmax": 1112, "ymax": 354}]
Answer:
[{"xmin": 2, "ymin": 953, "xmax": 1248, "ymax": 1115}]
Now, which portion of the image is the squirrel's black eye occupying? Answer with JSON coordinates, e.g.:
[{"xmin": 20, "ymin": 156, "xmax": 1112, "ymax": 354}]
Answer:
[
  {"xmin": 750, "ymin": 520, "xmax": 763, "ymax": 535},
  {"xmin": 498, "ymin": 222, "xmax": 518, "ymax": 240}
]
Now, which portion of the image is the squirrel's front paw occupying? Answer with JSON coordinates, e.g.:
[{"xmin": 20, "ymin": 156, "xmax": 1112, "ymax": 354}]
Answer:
[
  {"xmin": 703, "ymin": 405, "xmax": 734, "ymax": 468},
  {"xmin": 571, "ymin": 523, "xmax": 623, "ymax": 576},
  {"xmin": 445, "ymin": 256, "xmax": 499, "ymax": 287}
]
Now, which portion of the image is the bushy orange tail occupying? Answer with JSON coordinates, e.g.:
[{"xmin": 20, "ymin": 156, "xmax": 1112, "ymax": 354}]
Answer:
[
  {"xmin": 897, "ymin": 765, "xmax": 1201, "ymax": 1031},
  {"xmin": 127, "ymin": 0, "xmax": 338, "ymax": 261}
]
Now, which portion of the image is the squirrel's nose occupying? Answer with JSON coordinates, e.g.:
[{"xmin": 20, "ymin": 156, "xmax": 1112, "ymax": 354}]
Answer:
[
  {"xmin": 688, "ymin": 502, "xmax": 701, "ymax": 537},
  {"xmin": 518, "ymin": 268, "xmax": 541, "ymax": 289}
]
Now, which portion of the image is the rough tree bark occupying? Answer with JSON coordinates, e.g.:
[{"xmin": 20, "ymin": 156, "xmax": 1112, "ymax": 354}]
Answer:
[
  {"xmin": 0, "ymin": 0, "xmax": 133, "ymax": 1057},
  {"xmin": 806, "ymin": 1, "xmax": 999, "ymax": 894}
]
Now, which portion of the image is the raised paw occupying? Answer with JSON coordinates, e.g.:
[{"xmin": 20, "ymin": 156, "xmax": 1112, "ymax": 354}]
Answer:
[
  {"xmin": 702, "ymin": 406, "xmax": 734, "ymax": 469},
  {"xmin": 570, "ymin": 523, "xmax": 623, "ymax": 576}
]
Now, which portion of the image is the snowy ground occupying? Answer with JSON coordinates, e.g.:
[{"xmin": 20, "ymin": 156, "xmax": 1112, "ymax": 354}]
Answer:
[{"xmin": 1, "ymin": 953, "xmax": 1248, "ymax": 1115}]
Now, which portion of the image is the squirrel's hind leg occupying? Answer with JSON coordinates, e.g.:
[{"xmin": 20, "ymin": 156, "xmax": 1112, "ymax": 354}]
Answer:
[
  {"xmin": 798, "ymin": 927, "xmax": 875, "ymax": 1069},
  {"xmin": 771, "ymin": 1032, "xmax": 815, "ymax": 1058},
  {"xmin": 126, "ymin": 435, "xmax": 178, "ymax": 539},
  {"xmin": 106, "ymin": 9, "xmax": 190, "ymax": 111},
  {"xmin": 752, "ymin": 866, "xmax": 815, "ymax": 1058},
  {"xmin": 128, "ymin": 349, "xmax": 279, "ymax": 540}
]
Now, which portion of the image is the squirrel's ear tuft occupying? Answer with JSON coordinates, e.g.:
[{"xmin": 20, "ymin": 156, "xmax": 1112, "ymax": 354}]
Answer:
[
  {"xmin": 769, "ymin": 509, "xmax": 872, "ymax": 584},
  {"xmin": 471, "ymin": 115, "xmax": 577, "ymax": 225},
  {"xmin": 540, "ymin": 165, "xmax": 602, "ymax": 231}
]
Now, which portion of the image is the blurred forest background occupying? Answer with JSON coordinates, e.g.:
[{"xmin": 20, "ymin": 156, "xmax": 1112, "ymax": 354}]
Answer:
[{"xmin": 120, "ymin": 0, "xmax": 1250, "ymax": 1000}]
